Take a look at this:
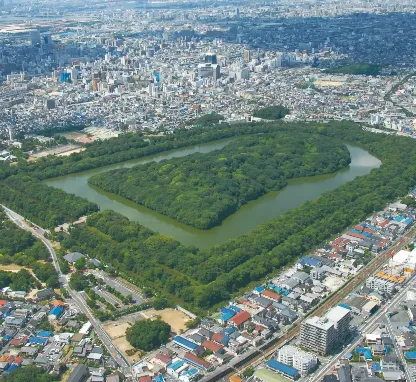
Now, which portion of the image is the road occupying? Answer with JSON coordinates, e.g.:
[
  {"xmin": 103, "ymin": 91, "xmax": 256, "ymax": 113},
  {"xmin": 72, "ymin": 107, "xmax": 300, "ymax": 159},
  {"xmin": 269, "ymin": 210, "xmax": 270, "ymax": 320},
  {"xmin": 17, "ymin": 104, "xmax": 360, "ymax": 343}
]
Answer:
[
  {"xmin": 2, "ymin": 205, "xmax": 132, "ymax": 377},
  {"xmin": 310, "ymin": 275, "xmax": 416, "ymax": 382},
  {"xmin": 384, "ymin": 71, "xmax": 416, "ymax": 117},
  {"xmin": 386, "ymin": 307, "xmax": 412, "ymax": 382},
  {"xmin": 218, "ymin": 227, "xmax": 416, "ymax": 382}
]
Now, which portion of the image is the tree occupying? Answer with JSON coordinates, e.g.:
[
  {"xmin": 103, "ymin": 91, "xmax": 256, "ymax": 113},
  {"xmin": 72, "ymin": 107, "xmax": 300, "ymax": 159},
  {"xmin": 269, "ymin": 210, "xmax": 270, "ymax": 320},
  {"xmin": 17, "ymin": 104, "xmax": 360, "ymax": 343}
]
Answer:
[
  {"xmin": 69, "ymin": 271, "xmax": 89, "ymax": 291},
  {"xmin": 153, "ymin": 296, "xmax": 170, "ymax": 310},
  {"xmin": 0, "ymin": 271, "xmax": 12, "ymax": 289},
  {"xmin": 243, "ymin": 367, "xmax": 254, "ymax": 377},
  {"xmin": 4, "ymin": 365, "xmax": 58, "ymax": 381},
  {"xmin": 324, "ymin": 64, "xmax": 381, "ymax": 76},
  {"xmin": 37, "ymin": 316, "xmax": 53, "ymax": 332},
  {"xmin": 74, "ymin": 257, "xmax": 86, "ymax": 271},
  {"xmin": 185, "ymin": 317, "xmax": 201, "ymax": 329},
  {"xmin": 126, "ymin": 319, "xmax": 171, "ymax": 351},
  {"xmin": 10, "ymin": 269, "xmax": 34, "ymax": 292},
  {"xmin": 252, "ymin": 105, "xmax": 290, "ymax": 120}
]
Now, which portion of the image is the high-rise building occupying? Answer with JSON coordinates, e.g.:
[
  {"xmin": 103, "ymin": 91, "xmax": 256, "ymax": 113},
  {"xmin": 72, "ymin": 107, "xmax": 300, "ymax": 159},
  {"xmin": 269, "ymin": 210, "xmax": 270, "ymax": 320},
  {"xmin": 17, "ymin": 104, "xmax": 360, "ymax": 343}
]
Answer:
[
  {"xmin": 204, "ymin": 53, "xmax": 217, "ymax": 65},
  {"xmin": 30, "ymin": 30, "xmax": 41, "ymax": 47},
  {"xmin": 236, "ymin": 67, "xmax": 250, "ymax": 81},
  {"xmin": 300, "ymin": 305, "xmax": 351, "ymax": 355},
  {"xmin": 60, "ymin": 72, "xmax": 71, "ymax": 83},
  {"xmin": 243, "ymin": 49, "xmax": 251, "ymax": 62},
  {"xmin": 43, "ymin": 34, "xmax": 53, "ymax": 45},
  {"xmin": 198, "ymin": 63, "xmax": 220, "ymax": 81}
]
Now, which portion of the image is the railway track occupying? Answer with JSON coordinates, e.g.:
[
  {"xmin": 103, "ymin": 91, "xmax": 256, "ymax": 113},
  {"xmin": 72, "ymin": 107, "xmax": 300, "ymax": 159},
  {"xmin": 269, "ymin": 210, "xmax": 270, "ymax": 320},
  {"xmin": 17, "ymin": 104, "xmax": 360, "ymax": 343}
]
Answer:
[{"xmin": 212, "ymin": 228, "xmax": 416, "ymax": 382}]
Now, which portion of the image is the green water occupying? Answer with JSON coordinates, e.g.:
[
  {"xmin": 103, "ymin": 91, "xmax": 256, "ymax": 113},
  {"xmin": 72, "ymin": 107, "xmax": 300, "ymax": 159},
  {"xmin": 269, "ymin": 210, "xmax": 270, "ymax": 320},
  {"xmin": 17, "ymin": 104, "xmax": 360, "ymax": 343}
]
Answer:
[{"xmin": 45, "ymin": 138, "xmax": 381, "ymax": 249}]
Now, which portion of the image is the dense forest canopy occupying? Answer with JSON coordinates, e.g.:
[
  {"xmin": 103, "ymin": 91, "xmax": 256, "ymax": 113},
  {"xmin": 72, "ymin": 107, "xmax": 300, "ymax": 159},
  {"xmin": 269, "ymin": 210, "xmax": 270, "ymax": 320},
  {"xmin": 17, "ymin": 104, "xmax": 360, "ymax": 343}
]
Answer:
[
  {"xmin": 0, "ymin": 210, "xmax": 48, "ymax": 263},
  {"xmin": 0, "ymin": 176, "xmax": 99, "ymax": 228},
  {"xmin": 89, "ymin": 132, "xmax": 350, "ymax": 229},
  {"xmin": 0, "ymin": 211, "xmax": 57, "ymax": 288},
  {"xmin": 126, "ymin": 319, "xmax": 171, "ymax": 351},
  {"xmin": 3, "ymin": 365, "xmax": 59, "ymax": 382},
  {"xmin": 55, "ymin": 121, "xmax": 416, "ymax": 311},
  {"xmin": 186, "ymin": 113, "xmax": 225, "ymax": 127},
  {"xmin": 3, "ymin": 121, "xmax": 416, "ymax": 311},
  {"xmin": 252, "ymin": 105, "xmax": 291, "ymax": 120}
]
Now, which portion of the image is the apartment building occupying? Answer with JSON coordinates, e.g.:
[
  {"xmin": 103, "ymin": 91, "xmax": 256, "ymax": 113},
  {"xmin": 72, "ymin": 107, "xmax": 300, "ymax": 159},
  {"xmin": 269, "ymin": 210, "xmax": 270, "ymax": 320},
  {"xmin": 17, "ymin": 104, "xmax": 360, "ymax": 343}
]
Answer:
[
  {"xmin": 300, "ymin": 305, "xmax": 351, "ymax": 355},
  {"xmin": 366, "ymin": 276, "xmax": 396, "ymax": 294},
  {"xmin": 277, "ymin": 345, "xmax": 318, "ymax": 376}
]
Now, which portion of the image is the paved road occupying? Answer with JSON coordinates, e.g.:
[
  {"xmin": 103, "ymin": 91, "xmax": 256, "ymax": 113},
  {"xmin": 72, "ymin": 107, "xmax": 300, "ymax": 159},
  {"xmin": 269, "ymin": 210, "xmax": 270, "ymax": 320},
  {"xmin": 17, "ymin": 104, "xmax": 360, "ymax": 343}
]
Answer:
[
  {"xmin": 386, "ymin": 305, "xmax": 412, "ymax": 381},
  {"xmin": 2, "ymin": 206, "xmax": 132, "ymax": 377}
]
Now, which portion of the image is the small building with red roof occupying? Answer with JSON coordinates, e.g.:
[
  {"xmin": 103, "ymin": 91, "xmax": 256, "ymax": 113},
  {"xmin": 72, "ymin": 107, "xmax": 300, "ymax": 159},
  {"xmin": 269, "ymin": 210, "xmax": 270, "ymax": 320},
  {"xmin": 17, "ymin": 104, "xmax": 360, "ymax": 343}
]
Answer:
[
  {"xmin": 202, "ymin": 340, "xmax": 223, "ymax": 353},
  {"xmin": 10, "ymin": 337, "xmax": 28, "ymax": 347},
  {"xmin": 152, "ymin": 353, "xmax": 172, "ymax": 368},
  {"xmin": 261, "ymin": 290, "xmax": 281, "ymax": 301},
  {"xmin": 211, "ymin": 332, "xmax": 225, "ymax": 344},
  {"xmin": 230, "ymin": 311, "xmax": 251, "ymax": 328},
  {"xmin": 12, "ymin": 357, "xmax": 23, "ymax": 366}
]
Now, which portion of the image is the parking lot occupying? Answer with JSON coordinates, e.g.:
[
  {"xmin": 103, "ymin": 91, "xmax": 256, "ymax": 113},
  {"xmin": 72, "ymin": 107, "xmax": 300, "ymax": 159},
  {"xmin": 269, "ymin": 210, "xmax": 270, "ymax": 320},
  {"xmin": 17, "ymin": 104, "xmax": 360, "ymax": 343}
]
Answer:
[{"xmin": 91, "ymin": 270, "xmax": 145, "ymax": 305}]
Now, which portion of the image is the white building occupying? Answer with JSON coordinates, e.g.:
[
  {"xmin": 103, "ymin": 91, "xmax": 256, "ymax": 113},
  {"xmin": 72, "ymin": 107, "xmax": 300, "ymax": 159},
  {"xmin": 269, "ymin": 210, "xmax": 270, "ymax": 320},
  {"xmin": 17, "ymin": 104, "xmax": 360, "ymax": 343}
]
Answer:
[
  {"xmin": 366, "ymin": 276, "xmax": 397, "ymax": 294},
  {"xmin": 390, "ymin": 249, "xmax": 416, "ymax": 271},
  {"xmin": 300, "ymin": 305, "xmax": 351, "ymax": 355},
  {"xmin": 278, "ymin": 345, "xmax": 318, "ymax": 376}
]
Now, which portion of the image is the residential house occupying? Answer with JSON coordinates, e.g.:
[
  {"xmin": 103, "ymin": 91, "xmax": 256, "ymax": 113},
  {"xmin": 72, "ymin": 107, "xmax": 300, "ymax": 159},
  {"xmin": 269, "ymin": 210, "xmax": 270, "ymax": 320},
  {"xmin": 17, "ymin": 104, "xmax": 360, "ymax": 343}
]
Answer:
[
  {"xmin": 36, "ymin": 288, "xmax": 55, "ymax": 301},
  {"xmin": 280, "ymin": 279, "xmax": 300, "ymax": 291},
  {"xmin": 292, "ymin": 272, "xmax": 310, "ymax": 284},
  {"xmin": 63, "ymin": 252, "xmax": 85, "ymax": 264},
  {"xmin": 68, "ymin": 364, "xmax": 90, "ymax": 382},
  {"xmin": 230, "ymin": 311, "xmax": 251, "ymax": 329}
]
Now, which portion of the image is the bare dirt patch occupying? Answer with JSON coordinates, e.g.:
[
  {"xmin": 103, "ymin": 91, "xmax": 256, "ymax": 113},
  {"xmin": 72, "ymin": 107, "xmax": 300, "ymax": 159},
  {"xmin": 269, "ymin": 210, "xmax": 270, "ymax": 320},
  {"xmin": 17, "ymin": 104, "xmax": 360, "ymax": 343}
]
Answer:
[
  {"xmin": 141, "ymin": 308, "xmax": 191, "ymax": 334},
  {"xmin": 59, "ymin": 132, "xmax": 88, "ymax": 140},
  {"xmin": 103, "ymin": 322, "xmax": 131, "ymax": 340},
  {"xmin": 0, "ymin": 264, "xmax": 25, "ymax": 272},
  {"xmin": 113, "ymin": 337, "xmax": 141, "ymax": 363},
  {"xmin": 103, "ymin": 322, "xmax": 142, "ymax": 363},
  {"xmin": 315, "ymin": 80, "xmax": 344, "ymax": 87},
  {"xmin": 56, "ymin": 147, "xmax": 85, "ymax": 157}
]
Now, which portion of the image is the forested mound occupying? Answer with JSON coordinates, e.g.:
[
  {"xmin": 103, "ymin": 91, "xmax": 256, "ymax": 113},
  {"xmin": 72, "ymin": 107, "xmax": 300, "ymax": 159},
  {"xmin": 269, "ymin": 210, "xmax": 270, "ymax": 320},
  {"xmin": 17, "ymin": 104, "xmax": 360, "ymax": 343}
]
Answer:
[
  {"xmin": 3, "ymin": 120, "xmax": 416, "ymax": 311},
  {"xmin": 61, "ymin": 122, "xmax": 416, "ymax": 311},
  {"xmin": 88, "ymin": 132, "xmax": 350, "ymax": 229}
]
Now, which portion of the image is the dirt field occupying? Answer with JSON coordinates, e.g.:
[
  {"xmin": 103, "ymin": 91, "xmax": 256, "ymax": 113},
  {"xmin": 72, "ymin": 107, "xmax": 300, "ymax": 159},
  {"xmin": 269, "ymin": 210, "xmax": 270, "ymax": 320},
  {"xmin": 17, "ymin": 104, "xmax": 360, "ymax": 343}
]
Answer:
[
  {"xmin": 103, "ymin": 322, "xmax": 141, "ymax": 363},
  {"xmin": 59, "ymin": 132, "xmax": 88, "ymax": 140},
  {"xmin": 0, "ymin": 264, "xmax": 25, "ymax": 272},
  {"xmin": 56, "ymin": 147, "xmax": 85, "ymax": 157},
  {"xmin": 103, "ymin": 322, "xmax": 131, "ymax": 340},
  {"xmin": 141, "ymin": 308, "xmax": 191, "ymax": 334},
  {"xmin": 113, "ymin": 337, "xmax": 141, "ymax": 363},
  {"xmin": 315, "ymin": 80, "xmax": 345, "ymax": 87},
  {"xmin": 29, "ymin": 144, "xmax": 83, "ymax": 160},
  {"xmin": 323, "ymin": 275, "xmax": 345, "ymax": 292}
]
